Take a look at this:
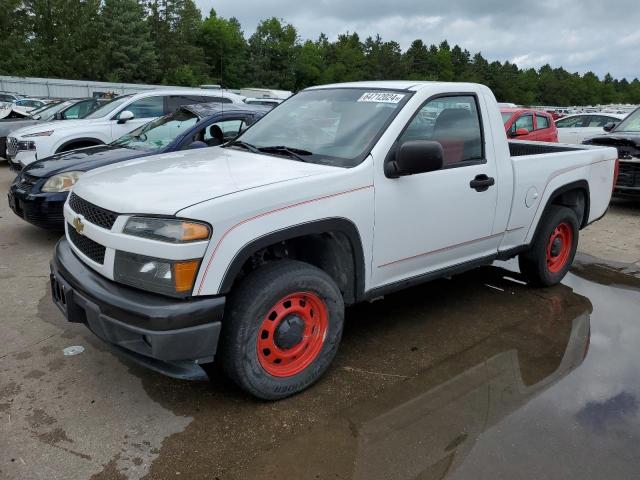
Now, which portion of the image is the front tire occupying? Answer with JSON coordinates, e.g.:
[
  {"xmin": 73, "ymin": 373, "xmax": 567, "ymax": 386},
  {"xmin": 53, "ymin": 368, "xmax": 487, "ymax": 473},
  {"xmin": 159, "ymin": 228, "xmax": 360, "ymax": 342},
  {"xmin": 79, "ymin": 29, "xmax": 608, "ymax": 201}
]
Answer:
[
  {"xmin": 519, "ymin": 205, "xmax": 579, "ymax": 287},
  {"xmin": 220, "ymin": 260, "xmax": 344, "ymax": 400}
]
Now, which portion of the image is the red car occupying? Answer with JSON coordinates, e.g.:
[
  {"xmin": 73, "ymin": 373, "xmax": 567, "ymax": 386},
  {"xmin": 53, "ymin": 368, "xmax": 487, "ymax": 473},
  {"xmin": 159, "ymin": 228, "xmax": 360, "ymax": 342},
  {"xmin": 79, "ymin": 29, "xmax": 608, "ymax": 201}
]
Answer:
[{"xmin": 501, "ymin": 108, "xmax": 558, "ymax": 142}]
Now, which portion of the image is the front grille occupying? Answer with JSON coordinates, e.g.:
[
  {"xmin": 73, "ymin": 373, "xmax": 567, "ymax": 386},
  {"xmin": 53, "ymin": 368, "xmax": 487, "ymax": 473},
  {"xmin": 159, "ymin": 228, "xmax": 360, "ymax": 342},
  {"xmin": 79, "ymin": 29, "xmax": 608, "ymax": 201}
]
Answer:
[
  {"xmin": 14, "ymin": 173, "xmax": 37, "ymax": 192},
  {"xmin": 6, "ymin": 137, "xmax": 18, "ymax": 157},
  {"xmin": 0, "ymin": 137, "xmax": 6, "ymax": 158},
  {"xmin": 68, "ymin": 224, "xmax": 106, "ymax": 264},
  {"xmin": 617, "ymin": 162, "xmax": 640, "ymax": 188},
  {"xmin": 69, "ymin": 193, "xmax": 118, "ymax": 230}
]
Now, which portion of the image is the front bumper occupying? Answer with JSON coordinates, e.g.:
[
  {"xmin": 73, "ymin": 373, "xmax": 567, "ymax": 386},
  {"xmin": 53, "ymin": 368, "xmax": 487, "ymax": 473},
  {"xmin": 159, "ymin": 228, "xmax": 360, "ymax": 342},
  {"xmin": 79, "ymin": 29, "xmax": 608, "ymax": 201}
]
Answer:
[
  {"xmin": 8, "ymin": 184, "xmax": 67, "ymax": 230},
  {"xmin": 50, "ymin": 238, "xmax": 225, "ymax": 380}
]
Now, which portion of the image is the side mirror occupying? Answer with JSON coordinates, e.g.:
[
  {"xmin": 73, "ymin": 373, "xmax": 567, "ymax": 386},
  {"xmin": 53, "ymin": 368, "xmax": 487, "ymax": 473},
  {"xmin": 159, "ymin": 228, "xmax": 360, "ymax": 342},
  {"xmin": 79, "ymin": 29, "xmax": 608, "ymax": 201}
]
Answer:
[
  {"xmin": 603, "ymin": 122, "xmax": 616, "ymax": 132},
  {"xmin": 514, "ymin": 128, "xmax": 530, "ymax": 136},
  {"xmin": 185, "ymin": 140, "xmax": 208, "ymax": 150},
  {"xmin": 117, "ymin": 110, "xmax": 135, "ymax": 124},
  {"xmin": 385, "ymin": 140, "xmax": 444, "ymax": 178},
  {"xmin": 54, "ymin": 112, "xmax": 65, "ymax": 120}
]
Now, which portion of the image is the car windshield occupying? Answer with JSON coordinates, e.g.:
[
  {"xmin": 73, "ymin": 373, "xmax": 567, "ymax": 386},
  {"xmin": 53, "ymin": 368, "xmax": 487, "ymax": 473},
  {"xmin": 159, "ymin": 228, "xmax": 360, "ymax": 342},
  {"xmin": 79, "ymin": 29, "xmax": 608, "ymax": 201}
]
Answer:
[
  {"xmin": 501, "ymin": 112, "xmax": 514, "ymax": 124},
  {"xmin": 613, "ymin": 108, "xmax": 640, "ymax": 133},
  {"xmin": 84, "ymin": 95, "xmax": 132, "ymax": 119},
  {"xmin": 111, "ymin": 108, "xmax": 199, "ymax": 151},
  {"xmin": 31, "ymin": 101, "xmax": 73, "ymax": 120},
  {"xmin": 232, "ymin": 88, "xmax": 410, "ymax": 167},
  {"xmin": 29, "ymin": 102, "xmax": 58, "ymax": 116}
]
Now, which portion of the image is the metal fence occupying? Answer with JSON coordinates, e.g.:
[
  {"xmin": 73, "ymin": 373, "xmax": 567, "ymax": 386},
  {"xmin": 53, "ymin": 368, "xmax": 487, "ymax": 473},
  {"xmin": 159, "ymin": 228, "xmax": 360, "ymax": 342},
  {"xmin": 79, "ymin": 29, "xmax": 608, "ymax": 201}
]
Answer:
[{"xmin": 0, "ymin": 75, "xmax": 192, "ymax": 99}]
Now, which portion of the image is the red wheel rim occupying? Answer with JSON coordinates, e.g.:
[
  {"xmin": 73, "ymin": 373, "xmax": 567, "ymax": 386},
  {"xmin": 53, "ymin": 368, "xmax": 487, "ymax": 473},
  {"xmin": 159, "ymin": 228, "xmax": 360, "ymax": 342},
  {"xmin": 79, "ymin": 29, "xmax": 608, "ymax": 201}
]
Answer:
[
  {"xmin": 257, "ymin": 292, "xmax": 329, "ymax": 377},
  {"xmin": 546, "ymin": 222, "xmax": 573, "ymax": 273}
]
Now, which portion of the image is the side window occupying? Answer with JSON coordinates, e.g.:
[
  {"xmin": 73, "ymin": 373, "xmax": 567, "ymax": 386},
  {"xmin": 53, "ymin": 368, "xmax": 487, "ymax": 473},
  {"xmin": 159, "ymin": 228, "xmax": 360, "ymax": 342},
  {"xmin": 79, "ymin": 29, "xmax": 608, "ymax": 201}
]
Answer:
[
  {"xmin": 398, "ymin": 95, "xmax": 483, "ymax": 167},
  {"xmin": 535, "ymin": 114, "xmax": 550, "ymax": 130},
  {"xmin": 65, "ymin": 100, "xmax": 97, "ymax": 119},
  {"xmin": 124, "ymin": 96, "xmax": 165, "ymax": 118},
  {"xmin": 203, "ymin": 119, "xmax": 246, "ymax": 145},
  {"xmin": 514, "ymin": 114, "xmax": 534, "ymax": 132},
  {"xmin": 556, "ymin": 116, "xmax": 583, "ymax": 128},
  {"xmin": 167, "ymin": 95, "xmax": 232, "ymax": 111},
  {"xmin": 590, "ymin": 116, "xmax": 617, "ymax": 127}
]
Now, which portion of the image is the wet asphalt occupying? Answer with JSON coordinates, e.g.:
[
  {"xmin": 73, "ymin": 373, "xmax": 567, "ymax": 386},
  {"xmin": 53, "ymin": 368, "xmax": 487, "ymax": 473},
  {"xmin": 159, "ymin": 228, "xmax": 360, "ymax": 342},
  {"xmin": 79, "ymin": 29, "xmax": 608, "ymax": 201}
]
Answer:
[{"xmin": 1, "ymin": 164, "xmax": 640, "ymax": 479}]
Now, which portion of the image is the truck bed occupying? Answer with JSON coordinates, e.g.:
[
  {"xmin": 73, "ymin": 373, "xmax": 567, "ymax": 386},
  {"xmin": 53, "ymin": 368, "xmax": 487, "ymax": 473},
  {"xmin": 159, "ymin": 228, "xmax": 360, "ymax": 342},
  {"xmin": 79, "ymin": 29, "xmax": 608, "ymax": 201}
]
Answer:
[{"xmin": 508, "ymin": 141, "xmax": 581, "ymax": 157}]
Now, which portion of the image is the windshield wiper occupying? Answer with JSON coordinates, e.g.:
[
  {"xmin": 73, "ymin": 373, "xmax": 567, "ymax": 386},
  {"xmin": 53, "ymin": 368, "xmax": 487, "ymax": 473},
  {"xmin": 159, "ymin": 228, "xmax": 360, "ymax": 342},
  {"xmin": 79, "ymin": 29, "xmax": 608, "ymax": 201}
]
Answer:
[
  {"xmin": 226, "ymin": 140, "xmax": 262, "ymax": 154},
  {"xmin": 257, "ymin": 145, "xmax": 313, "ymax": 162}
]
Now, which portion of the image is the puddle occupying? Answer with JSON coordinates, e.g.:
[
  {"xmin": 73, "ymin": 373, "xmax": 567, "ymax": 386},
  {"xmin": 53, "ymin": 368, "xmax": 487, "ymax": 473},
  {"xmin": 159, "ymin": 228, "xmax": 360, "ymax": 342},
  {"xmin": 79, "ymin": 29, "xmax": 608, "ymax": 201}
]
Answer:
[{"xmin": 131, "ymin": 262, "xmax": 640, "ymax": 479}]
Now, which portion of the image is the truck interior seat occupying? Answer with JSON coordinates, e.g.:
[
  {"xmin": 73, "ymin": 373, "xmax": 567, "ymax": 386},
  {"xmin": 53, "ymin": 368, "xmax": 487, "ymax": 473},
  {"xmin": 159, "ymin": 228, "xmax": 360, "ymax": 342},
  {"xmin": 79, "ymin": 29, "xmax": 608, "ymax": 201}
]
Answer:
[{"xmin": 207, "ymin": 124, "xmax": 225, "ymax": 146}]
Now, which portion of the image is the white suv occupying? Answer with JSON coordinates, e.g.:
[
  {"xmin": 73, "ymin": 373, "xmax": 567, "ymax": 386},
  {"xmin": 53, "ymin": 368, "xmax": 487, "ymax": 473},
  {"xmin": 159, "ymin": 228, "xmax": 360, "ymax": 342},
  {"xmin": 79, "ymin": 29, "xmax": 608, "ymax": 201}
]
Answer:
[{"xmin": 7, "ymin": 89, "xmax": 245, "ymax": 168}]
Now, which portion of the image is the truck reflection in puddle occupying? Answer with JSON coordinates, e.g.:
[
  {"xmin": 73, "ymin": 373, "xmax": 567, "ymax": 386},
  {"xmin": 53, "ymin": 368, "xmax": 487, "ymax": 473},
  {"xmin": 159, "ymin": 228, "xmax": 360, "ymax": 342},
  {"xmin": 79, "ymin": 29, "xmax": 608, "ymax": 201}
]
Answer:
[{"xmin": 242, "ymin": 267, "xmax": 592, "ymax": 479}]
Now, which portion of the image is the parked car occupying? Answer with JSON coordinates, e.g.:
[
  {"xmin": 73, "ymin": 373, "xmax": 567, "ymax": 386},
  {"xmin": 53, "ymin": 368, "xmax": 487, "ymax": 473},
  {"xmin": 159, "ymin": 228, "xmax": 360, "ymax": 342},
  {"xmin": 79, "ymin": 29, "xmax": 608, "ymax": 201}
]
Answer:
[
  {"xmin": 583, "ymin": 106, "xmax": 640, "ymax": 198},
  {"xmin": 555, "ymin": 112, "xmax": 626, "ymax": 144},
  {"xmin": 0, "ymin": 92, "xmax": 23, "ymax": 106},
  {"xmin": 244, "ymin": 97, "xmax": 283, "ymax": 108},
  {"xmin": 49, "ymin": 81, "xmax": 616, "ymax": 399},
  {"xmin": 7, "ymin": 89, "xmax": 245, "ymax": 168},
  {"xmin": 501, "ymin": 108, "xmax": 558, "ymax": 142},
  {"xmin": 1, "ymin": 98, "xmax": 103, "ymax": 166},
  {"xmin": 8, "ymin": 103, "xmax": 268, "ymax": 230},
  {"xmin": 13, "ymin": 98, "xmax": 47, "ymax": 112}
]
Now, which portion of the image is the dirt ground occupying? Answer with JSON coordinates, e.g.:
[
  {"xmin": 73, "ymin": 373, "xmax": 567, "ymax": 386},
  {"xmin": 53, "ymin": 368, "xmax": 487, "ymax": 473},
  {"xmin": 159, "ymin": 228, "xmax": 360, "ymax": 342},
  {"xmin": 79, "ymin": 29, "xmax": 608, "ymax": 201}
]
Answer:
[{"xmin": 1, "ymin": 164, "xmax": 639, "ymax": 480}]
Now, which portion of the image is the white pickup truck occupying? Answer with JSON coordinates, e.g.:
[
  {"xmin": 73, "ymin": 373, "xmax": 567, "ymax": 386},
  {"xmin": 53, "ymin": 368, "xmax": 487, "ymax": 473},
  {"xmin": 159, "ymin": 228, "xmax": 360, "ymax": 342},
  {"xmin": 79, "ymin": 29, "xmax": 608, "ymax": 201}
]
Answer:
[{"xmin": 49, "ymin": 81, "xmax": 617, "ymax": 400}]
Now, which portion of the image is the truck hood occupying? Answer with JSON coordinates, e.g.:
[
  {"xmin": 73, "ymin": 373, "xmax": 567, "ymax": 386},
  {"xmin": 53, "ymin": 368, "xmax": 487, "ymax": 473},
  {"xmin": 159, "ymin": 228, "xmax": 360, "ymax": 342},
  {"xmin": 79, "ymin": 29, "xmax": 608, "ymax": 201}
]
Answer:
[{"xmin": 72, "ymin": 147, "xmax": 337, "ymax": 215}]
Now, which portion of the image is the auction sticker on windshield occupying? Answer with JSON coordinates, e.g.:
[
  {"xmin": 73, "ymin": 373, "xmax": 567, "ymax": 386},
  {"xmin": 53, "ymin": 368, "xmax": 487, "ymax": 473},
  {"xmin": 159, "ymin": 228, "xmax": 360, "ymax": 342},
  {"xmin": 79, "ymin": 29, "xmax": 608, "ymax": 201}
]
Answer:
[{"xmin": 357, "ymin": 92, "xmax": 405, "ymax": 103}]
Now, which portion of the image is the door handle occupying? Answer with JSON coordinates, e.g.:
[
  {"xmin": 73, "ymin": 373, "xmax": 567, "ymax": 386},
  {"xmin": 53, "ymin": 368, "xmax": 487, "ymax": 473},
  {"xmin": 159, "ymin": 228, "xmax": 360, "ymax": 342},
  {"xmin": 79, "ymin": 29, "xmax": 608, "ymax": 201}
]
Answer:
[{"xmin": 469, "ymin": 174, "xmax": 495, "ymax": 192}]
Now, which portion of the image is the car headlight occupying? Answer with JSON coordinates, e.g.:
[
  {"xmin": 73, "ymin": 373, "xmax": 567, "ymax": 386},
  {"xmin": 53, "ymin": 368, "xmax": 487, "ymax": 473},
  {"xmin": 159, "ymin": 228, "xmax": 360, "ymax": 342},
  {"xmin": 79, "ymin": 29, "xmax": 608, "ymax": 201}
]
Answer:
[
  {"xmin": 41, "ymin": 171, "xmax": 84, "ymax": 192},
  {"xmin": 17, "ymin": 140, "xmax": 36, "ymax": 151},
  {"xmin": 123, "ymin": 217, "xmax": 210, "ymax": 243},
  {"xmin": 114, "ymin": 251, "xmax": 200, "ymax": 296},
  {"xmin": 23, "ymin": 130, "xmax": 53, "ymax": 137}
]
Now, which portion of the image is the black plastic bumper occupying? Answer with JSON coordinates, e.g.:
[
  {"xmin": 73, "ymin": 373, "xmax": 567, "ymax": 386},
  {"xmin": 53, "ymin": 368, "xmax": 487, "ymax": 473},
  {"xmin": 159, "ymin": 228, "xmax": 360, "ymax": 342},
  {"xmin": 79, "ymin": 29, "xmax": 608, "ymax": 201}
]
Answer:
[
  {"xmin": 8, "ymin": 185, "xmax": 66, "ymax": 230},
  {"xmin": 50, "ymin": 238, "xmax": 225, "ymax": 379}
]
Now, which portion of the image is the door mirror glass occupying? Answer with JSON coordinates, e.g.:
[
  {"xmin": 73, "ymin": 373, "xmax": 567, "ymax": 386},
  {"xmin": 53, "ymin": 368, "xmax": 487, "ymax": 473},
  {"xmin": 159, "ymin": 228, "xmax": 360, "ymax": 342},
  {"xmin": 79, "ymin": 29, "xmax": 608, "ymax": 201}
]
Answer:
[
  {"xmin": 117, "ymin": 110, "xmax": 135, "ymax": 124},
  {"xmin": 603, "ymin": 122, "xmax": 616, "ymax": 132},
  {"xmin": 386, "ymin": 140, "xmax": 444, "ymax": 178}
]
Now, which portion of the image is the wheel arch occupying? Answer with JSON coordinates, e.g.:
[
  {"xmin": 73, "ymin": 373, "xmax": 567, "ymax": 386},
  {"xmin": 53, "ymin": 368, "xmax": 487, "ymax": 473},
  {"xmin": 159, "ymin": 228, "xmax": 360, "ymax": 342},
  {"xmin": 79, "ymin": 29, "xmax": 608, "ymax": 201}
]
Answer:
[
  {"xmin": 55, "ymin": 137, "xmax": 104, "ymax": 153},
  {"xmin": 218, "ymin": 218, "xmax": 366, "ymax": 305},
  {"xmin": 532, "ymin": 180, "xmax": 590, "ymax": 243}
]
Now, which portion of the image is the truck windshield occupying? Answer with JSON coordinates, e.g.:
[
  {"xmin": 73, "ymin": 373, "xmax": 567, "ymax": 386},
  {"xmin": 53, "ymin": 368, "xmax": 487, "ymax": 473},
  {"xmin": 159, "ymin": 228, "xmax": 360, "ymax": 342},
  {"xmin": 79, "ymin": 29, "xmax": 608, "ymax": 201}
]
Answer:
[
  {"xmin": 111, "ymin": 108, "xmax": 199, "ymax": 151},
  {"xmin": 613, "ymin": 108, "xmax": 640, "ymax": 133},
  {"xmin": 231, "ymin": 88, "xmax": 411, "ymax": 167}
]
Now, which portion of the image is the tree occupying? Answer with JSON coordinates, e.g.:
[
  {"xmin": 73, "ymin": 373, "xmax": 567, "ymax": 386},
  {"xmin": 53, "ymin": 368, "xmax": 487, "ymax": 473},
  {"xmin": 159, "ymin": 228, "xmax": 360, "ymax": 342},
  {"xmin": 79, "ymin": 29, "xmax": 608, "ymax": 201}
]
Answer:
[
  {"xmin": 199, "ymin": 10, "xmax": 248, "ymax": 87},
  {"xmin": 247, "ymin": 17, "xmax": 298, "ymax": 90},
  {"xmin": 147, "ymin": 0, "xmax": 206, "ymax": 84},
  {"xmin": 99, "ymin": 0, "xmax": 159, "ymax": 83}
]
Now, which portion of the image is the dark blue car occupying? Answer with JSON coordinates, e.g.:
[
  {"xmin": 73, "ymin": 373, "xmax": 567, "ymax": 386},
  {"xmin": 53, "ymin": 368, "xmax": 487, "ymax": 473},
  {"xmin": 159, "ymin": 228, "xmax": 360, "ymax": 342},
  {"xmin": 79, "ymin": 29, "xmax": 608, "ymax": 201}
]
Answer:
[{"xmin": 8, "ymin": 103, "xmax": 269, "ymax": 230}]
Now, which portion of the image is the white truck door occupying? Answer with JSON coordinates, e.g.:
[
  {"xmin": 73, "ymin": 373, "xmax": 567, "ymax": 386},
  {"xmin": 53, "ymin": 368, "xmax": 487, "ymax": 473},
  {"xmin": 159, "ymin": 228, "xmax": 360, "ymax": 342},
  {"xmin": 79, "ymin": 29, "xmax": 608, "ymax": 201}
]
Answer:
[
  {"xmin": 110, "ymin": 96, "xmax": 166, "ymax": 141},
  {"xmin": 372, "ymin": 93, "xmax": 499, "ymax": 288}
]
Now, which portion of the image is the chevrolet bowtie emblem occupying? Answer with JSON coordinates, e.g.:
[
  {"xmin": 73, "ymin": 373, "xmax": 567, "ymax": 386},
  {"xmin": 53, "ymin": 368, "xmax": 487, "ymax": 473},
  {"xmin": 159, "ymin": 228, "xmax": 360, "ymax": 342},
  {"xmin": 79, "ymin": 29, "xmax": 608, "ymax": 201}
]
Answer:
[{"xmin": 72, "ymin": 217, "xmax": 84, "ymax": 235}]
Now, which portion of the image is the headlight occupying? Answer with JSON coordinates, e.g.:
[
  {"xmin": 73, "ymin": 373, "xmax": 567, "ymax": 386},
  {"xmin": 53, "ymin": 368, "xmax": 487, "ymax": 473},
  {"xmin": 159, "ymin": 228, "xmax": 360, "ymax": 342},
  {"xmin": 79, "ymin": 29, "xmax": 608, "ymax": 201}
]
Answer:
[
  {"xmin": 42, "ymin": 171, "xmax": 84, "ymax": 192},
  {"xmin": 17, "ymin": 140, "xmax": 36, "ymax": 151},
  {"xmin": 114, "ymin": 251, "xmax": 200, "ymax": 296},
  {"xmin": 123, "ymin": 217, "xmax": 210, "ymax": 243},
  {"xmin": 23, "ymin": 130, "xmax": 53, "ymax": 137}
]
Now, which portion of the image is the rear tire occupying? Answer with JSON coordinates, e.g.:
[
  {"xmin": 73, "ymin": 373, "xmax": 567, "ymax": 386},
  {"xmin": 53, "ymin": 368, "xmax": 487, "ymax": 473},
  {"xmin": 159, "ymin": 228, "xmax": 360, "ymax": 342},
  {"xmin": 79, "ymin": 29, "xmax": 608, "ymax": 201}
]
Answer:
[
  {"xmin": 220, "ymin": 260, "xmax": 344, "ymax": 400},
  {"xmin": 519, "ymin": 205, "xmax": 579, "ymax": 287}
]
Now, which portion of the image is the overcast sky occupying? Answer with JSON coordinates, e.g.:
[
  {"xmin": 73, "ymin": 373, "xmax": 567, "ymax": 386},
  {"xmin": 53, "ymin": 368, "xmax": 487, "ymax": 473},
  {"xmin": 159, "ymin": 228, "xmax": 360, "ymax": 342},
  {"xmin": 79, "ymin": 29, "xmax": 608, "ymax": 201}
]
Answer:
[{"xmin": 195, "ymin": 0, "xmax": 639, "ymax": 80}]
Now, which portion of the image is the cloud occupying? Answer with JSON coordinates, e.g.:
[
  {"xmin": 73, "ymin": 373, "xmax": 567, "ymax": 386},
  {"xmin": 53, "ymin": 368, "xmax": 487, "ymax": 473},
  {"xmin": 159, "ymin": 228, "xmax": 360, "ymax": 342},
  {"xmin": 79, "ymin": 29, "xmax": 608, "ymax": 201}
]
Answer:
[{"xmin": 195, "ymin": 0, "xmax": 640, "ymax": 79}]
